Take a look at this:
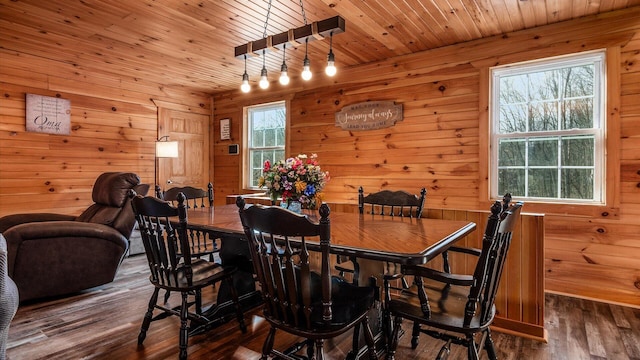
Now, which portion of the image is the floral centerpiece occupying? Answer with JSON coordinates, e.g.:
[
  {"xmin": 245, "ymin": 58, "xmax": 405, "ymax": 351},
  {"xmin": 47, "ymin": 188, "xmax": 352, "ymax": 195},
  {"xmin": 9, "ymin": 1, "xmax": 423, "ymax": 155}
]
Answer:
[{"xmin": 258, "ymin": 153, "xmax": 329, "ymax": 210}]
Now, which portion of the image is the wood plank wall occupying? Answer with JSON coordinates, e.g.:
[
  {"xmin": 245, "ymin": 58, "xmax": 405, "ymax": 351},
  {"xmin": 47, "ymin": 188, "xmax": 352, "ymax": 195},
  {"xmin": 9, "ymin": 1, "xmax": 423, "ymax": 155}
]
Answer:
[
  {"xmin": 0, "ymin": 49, "xmax": 212, "ymax": 216},
  {"xmin": 213, "ymin": 7, "xmax": 640, "ymax": 308}
]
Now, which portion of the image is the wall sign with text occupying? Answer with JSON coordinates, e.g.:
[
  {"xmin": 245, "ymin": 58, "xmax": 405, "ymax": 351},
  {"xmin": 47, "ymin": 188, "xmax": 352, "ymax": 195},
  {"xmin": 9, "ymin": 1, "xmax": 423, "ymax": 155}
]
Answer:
[
  {"xmin": 25, "ymin": 93, "xmax": 71, "ymax": 135},
  {"xmin": 335, "ymin": 101, "xmax": 403, "ymax": 131}
]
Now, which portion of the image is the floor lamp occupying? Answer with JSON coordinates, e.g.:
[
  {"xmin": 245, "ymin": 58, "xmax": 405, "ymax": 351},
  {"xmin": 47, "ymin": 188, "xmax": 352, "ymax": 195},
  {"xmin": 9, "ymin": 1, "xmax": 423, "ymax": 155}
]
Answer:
[{"xmin": 155, "ymin": 136, "xmax": 179, "ymax": 196}]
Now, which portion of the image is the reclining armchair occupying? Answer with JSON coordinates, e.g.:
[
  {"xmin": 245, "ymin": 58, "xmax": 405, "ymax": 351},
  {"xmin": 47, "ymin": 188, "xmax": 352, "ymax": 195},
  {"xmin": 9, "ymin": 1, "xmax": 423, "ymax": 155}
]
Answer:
[{"xmin": 0, "ymin": 172, "xmax": 149, "ymax": 302}]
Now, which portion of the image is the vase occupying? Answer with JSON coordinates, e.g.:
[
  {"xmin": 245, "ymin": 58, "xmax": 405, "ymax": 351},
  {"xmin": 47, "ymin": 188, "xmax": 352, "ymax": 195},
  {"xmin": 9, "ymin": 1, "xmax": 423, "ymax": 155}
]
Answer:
[{"xmin": 287, "ymin": 201, "xmax": 302, "ymax": 214}]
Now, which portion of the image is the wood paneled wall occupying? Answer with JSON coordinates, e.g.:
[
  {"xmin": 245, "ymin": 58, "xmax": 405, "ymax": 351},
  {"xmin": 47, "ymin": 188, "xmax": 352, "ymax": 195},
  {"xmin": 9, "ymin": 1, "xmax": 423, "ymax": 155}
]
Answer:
[
  {"xmin": 213, "ymin": 7, "xmax": 640, "ymax": 307},
  {"xmin": 0, "ymin": 49, "xmax": 212, "ymax": 216}
]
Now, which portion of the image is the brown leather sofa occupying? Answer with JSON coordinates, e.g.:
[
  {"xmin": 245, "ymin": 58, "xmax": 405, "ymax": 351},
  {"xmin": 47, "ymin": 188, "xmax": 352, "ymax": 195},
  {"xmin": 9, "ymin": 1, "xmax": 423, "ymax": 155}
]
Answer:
[{"xmin": 0, "ymin": 172, "xmax": 149, "ymax": 302}]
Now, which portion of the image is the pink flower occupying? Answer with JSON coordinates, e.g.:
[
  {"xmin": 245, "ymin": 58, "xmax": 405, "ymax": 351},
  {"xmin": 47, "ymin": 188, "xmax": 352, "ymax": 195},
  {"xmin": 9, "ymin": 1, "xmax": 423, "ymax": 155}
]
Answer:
[{"xmin": 263, "ymin": 160, "xmax": 271, "ymax": 172}]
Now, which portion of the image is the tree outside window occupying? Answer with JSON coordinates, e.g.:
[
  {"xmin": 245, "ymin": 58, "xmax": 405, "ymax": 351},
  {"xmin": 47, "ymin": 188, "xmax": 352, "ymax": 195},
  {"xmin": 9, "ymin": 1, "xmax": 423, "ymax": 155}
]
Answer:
[
  {"xmin": 491, "ymin": 51, "xmax": 605, "ymax": 203},
  {"xmin": 246, "ymin": 101, "xmax": 286, "ymax": 189}
]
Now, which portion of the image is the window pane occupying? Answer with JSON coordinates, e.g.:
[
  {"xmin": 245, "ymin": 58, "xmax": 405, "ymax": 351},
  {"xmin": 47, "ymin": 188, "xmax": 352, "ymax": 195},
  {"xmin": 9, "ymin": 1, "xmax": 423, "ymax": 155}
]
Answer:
[
  {"xmin": 562, "ymin": 98, "xmax": 593, "ymax": 129},
  {"xmin": 276, "ymin": 128, "xmax": 285, "ymax": 146},
  {"xmin": 500, "ymin": 75, "xmax": 527, "ymax": 103},
  {"xmin": 498, "ymin": 139, "xmax": 525, "ymax": 166},
  {"xmin": 529, "ymin": 138, "xmax": 557, "ymax": 166},
  {"xmin": 264, "ymin": 128, "xmax": 276, "ymax": 147},
  {"xmin": 529, "ymin": 70, "xmax": 559, "ymax": 101},
  {"xmin": 274, "ymin": 149, "xmax": 285, "ymax": 162},
  {"xmin": 528, "ymin": 169, "xmax": 558, "ymax": 198},
  {"xmin": 499, "ymin": 104, "xmax": 527, "ymax": 133},
  {"xmin": 561, "ymin": 169, "xmax": 593, "ymax": 199},
  {"xmin": 498, "ymin": 169, "xmax": 525, "ymax": 197},
  {"xmin": 251, "ymin": 168, "xmax": 262, "ymax": 187},
  {"xmin": 251, "ymin": 129, "xmax": 263, "ymax": 147},
  {"xmin": 562, "ymin": 136, "xmax": 594, "ymax": 166},
  {"xmin": 529, "ymin": 101, "xmax": 558, "ymax": 131},
  {"xmin": 562, "ymin": 65, "xmax": 594, "ymax": 98}
]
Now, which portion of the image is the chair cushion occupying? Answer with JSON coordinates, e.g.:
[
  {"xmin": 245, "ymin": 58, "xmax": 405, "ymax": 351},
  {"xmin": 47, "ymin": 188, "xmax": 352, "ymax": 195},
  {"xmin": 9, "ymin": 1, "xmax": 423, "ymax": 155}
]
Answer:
[
  {"xmin": 90, "ymin": 172, "xmax": 140, "ymax": 208},
  {"xmin": 76, "ymin": 173, "xmax": 142, "ymax": 231}
]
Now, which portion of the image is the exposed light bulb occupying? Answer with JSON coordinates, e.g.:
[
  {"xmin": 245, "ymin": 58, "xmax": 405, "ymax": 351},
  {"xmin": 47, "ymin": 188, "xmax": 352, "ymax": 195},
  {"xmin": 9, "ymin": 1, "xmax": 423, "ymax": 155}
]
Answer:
[
  {"xmin": 279, "ymin": 63, "xmax": 290, "ymax": 85},
  {"xmin": 240, "ymin": 55, "xmax": 251, "ymax": 93},
  {"xmin": 240, "ymin": 71, "xmax": 251, "ymax": 93},
  {"xmin": 325, "ymin": 51, "xmax": 336, "ymax": 77},
  {"xmin": 301, "ymin": 56, "xmax": 312, "ymax": 81},
  {"xmin": 259, "ymin": 67, "xmax": 269, "ymax": 89},
  {"xmin": 325, "ymin": 32, "xmax": 336, "ymax": 77}
]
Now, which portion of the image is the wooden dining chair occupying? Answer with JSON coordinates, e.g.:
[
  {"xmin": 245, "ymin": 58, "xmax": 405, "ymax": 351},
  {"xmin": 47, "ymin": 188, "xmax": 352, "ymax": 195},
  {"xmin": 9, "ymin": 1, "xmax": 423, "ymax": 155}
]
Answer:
[
  {"xmin": 335, "ymin": 186, "xmax": 427, "ymax": 286},
  {"xmin": 157, "ymin": 183, "xmax": 219, "ymax": 262},
  {"xmin": 236, "ymin": 197, "xmax": 379, "ymax": 360},
  {"xmin": 157, "ymin": 183, "xmax": 221, "ymax": 303},
  {"xmin": 384, "ymin": 194, "xmax": 523, "ymax": 360},
  {"xmin": 132, "ymin": 192, "xmax": 246, "ymax": 360}
]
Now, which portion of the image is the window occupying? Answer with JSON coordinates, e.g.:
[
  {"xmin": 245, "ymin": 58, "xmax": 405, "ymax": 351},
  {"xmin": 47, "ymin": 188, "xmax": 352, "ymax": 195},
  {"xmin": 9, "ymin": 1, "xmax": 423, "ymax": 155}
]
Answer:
[
  {"xmin": 245, "ymin": 101, "xmax": 286, "ymax": 189},
  {"xmin": 490, "ymin": 51, "xmax": 605, "ymax": 204}
]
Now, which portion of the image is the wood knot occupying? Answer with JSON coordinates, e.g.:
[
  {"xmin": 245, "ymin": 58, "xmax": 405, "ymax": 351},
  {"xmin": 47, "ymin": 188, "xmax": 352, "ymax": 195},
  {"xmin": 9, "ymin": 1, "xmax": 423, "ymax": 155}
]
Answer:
[
  {"xmin": 111, "ymin": 106, "xmax": 117, "ymax": 111},
  {"xmin": 635, "ymin": 280, "xmax": 640, "ymax": 290},
  {"xmin": 438, "ymin": 85, "xmax": 446, "ymax": 92},
  {"xmin": 601, "ymin": 212, "xmax": 609, "ymax": 217},
  {"xmin": 596, "ymin": 228, "xmax": 605, "ymax": 233}
]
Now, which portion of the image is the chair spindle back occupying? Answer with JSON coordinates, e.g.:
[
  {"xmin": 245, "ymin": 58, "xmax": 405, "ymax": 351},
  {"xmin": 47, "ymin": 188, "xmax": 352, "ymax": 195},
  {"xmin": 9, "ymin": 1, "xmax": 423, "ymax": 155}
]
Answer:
[
  {"xmin": 358, "ymin": 186, "xmax": 426, "ymax": 218},
  {"xmin": 237, "ymin": 197, "xmax": 332, "ymax": 329}
]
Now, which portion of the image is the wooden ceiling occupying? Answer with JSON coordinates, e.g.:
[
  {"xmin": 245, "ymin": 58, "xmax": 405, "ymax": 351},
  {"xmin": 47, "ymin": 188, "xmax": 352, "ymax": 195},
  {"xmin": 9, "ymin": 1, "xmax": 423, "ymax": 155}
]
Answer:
[{"xmin": 1, "ymin": 0, "xmax": 639, "ymax": 95}]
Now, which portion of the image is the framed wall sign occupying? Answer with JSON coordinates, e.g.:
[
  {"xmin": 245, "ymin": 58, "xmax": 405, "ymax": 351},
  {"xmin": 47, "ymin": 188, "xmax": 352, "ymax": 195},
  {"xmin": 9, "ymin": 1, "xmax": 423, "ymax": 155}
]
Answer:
[
  {"xmin": 220, "ymin": 118, "xmax": 231, "ymax": 140},
  {"xmin": 335, "ymin": 101, "xmax": 403, "ymax": 131},
  {"xmin": 25, "ymin": 93, "xmax": 71, "ymax": 135}
]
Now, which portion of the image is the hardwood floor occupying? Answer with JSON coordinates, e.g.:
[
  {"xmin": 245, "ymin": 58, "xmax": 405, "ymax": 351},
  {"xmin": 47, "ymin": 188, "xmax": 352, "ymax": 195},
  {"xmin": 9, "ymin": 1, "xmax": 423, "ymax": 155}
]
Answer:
[{"xmin": 6, "ymin": 255, "xmax": 640, "ymax": 360}]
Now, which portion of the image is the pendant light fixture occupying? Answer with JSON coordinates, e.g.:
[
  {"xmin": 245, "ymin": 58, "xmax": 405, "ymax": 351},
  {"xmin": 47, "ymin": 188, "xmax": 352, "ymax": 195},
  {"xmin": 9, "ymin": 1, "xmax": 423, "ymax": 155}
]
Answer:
[
  {"xmin": 259, "ymin": 50, "xmax": 269, "ymax": 89},
  {"xmin": 240, "ymin": 55, "xmax": 251, "ymax": 93},
  {"xmin": 279, "ymin": 44, "xmax": 290, "ymax": 85},
  {"xmin": 301, "ymin": 38, "xmax": 312, "ymax": 81},
  {"xmin": 325, "ymin": 32, "xmax": 336, "ymax": 77},
  {"xmin": 234, "ymin": 0, "xmax": 345, "ymax": 91}
]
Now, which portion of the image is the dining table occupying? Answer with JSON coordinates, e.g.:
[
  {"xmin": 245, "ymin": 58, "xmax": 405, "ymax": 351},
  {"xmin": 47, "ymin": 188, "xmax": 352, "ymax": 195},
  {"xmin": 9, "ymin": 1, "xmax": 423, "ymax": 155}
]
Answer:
[{"xmin": 176, "ymin": 202, "xmax": 477, "ymax": 356}]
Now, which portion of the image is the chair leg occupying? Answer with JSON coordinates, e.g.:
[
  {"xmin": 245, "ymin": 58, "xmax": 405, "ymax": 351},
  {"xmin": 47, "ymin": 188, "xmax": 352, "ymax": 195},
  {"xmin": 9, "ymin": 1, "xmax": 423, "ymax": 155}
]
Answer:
[
  {"xmin": 163, "ymin": 289, "xmax": 171, "ymax": 303},
  {"xmin": 410, "ymin": 321, "xmax": 420, "ymax": 349},
  {"xmin": 386, "ymin": 316, "xmax": 402, "ymax": 360},
  {"xmin": 306, "ymin": 339, "xmax": 315, "ymax": 360},
  {"xmin": 195, "ymin": 288, "xmax": 203, "ymax": 314},
  {"xmin": 179, "ymin": 292, "xmax": 189, "ymax": 360},
  {"xmin": 467, "ymin": 334, "xmax": 479, "ymax": 360},
  {"xmin": 436, "ymin": 340, "xmax": 451, "ymax": 360},
  {"xmin": 361, "ymin": 316, "xmax": 378, "ymax": 360},
  {"xmin": 138, "ymin": 288, "xmax": 160, "ymax": 345},
  {"xmin": 483, "ymin": 329, "xmax": 498, "ymax": 360},
  {"xmin": 225, "ymin": 275, "xmax": 247, "ymax": 333},
  {"xmin": 315, "ymin": 339, "xmax": 325, "ymax": 360},
  {"xmin": 261, "ymin": 327, "xmax": 276, "ymax": 360},
  {"xmin": 350, "ymin": 322, "xmax": 360, "ymax": 359}
]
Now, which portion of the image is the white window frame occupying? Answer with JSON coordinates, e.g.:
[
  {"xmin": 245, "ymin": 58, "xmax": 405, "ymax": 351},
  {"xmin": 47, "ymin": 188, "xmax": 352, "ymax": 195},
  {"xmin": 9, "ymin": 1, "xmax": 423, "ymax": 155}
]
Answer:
[
  {"xmin": 244, "ymin": 101, "xmax": 286, "ymax": 190},
  {"xmin": 490, "ymin": 51, "xmax": 606, "ymax": 205}
]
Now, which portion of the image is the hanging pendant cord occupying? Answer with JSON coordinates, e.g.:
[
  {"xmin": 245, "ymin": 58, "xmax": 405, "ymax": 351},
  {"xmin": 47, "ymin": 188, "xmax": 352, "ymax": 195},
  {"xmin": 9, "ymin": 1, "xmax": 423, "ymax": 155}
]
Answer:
[
  {"xmin": 262, "ymin": 0, "xmax": 273, "ymax": 38},
  {"xmin": 299, "ymin": 0, "xmax": 307, "ymax": 25}
]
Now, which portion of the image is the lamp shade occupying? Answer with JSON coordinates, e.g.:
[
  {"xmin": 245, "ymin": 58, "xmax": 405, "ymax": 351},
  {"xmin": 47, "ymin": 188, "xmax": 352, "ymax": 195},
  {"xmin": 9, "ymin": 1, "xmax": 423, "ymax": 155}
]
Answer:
[{"xmin": 155, "ymin": 141, "xmax": 179, "ymax": 158}]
